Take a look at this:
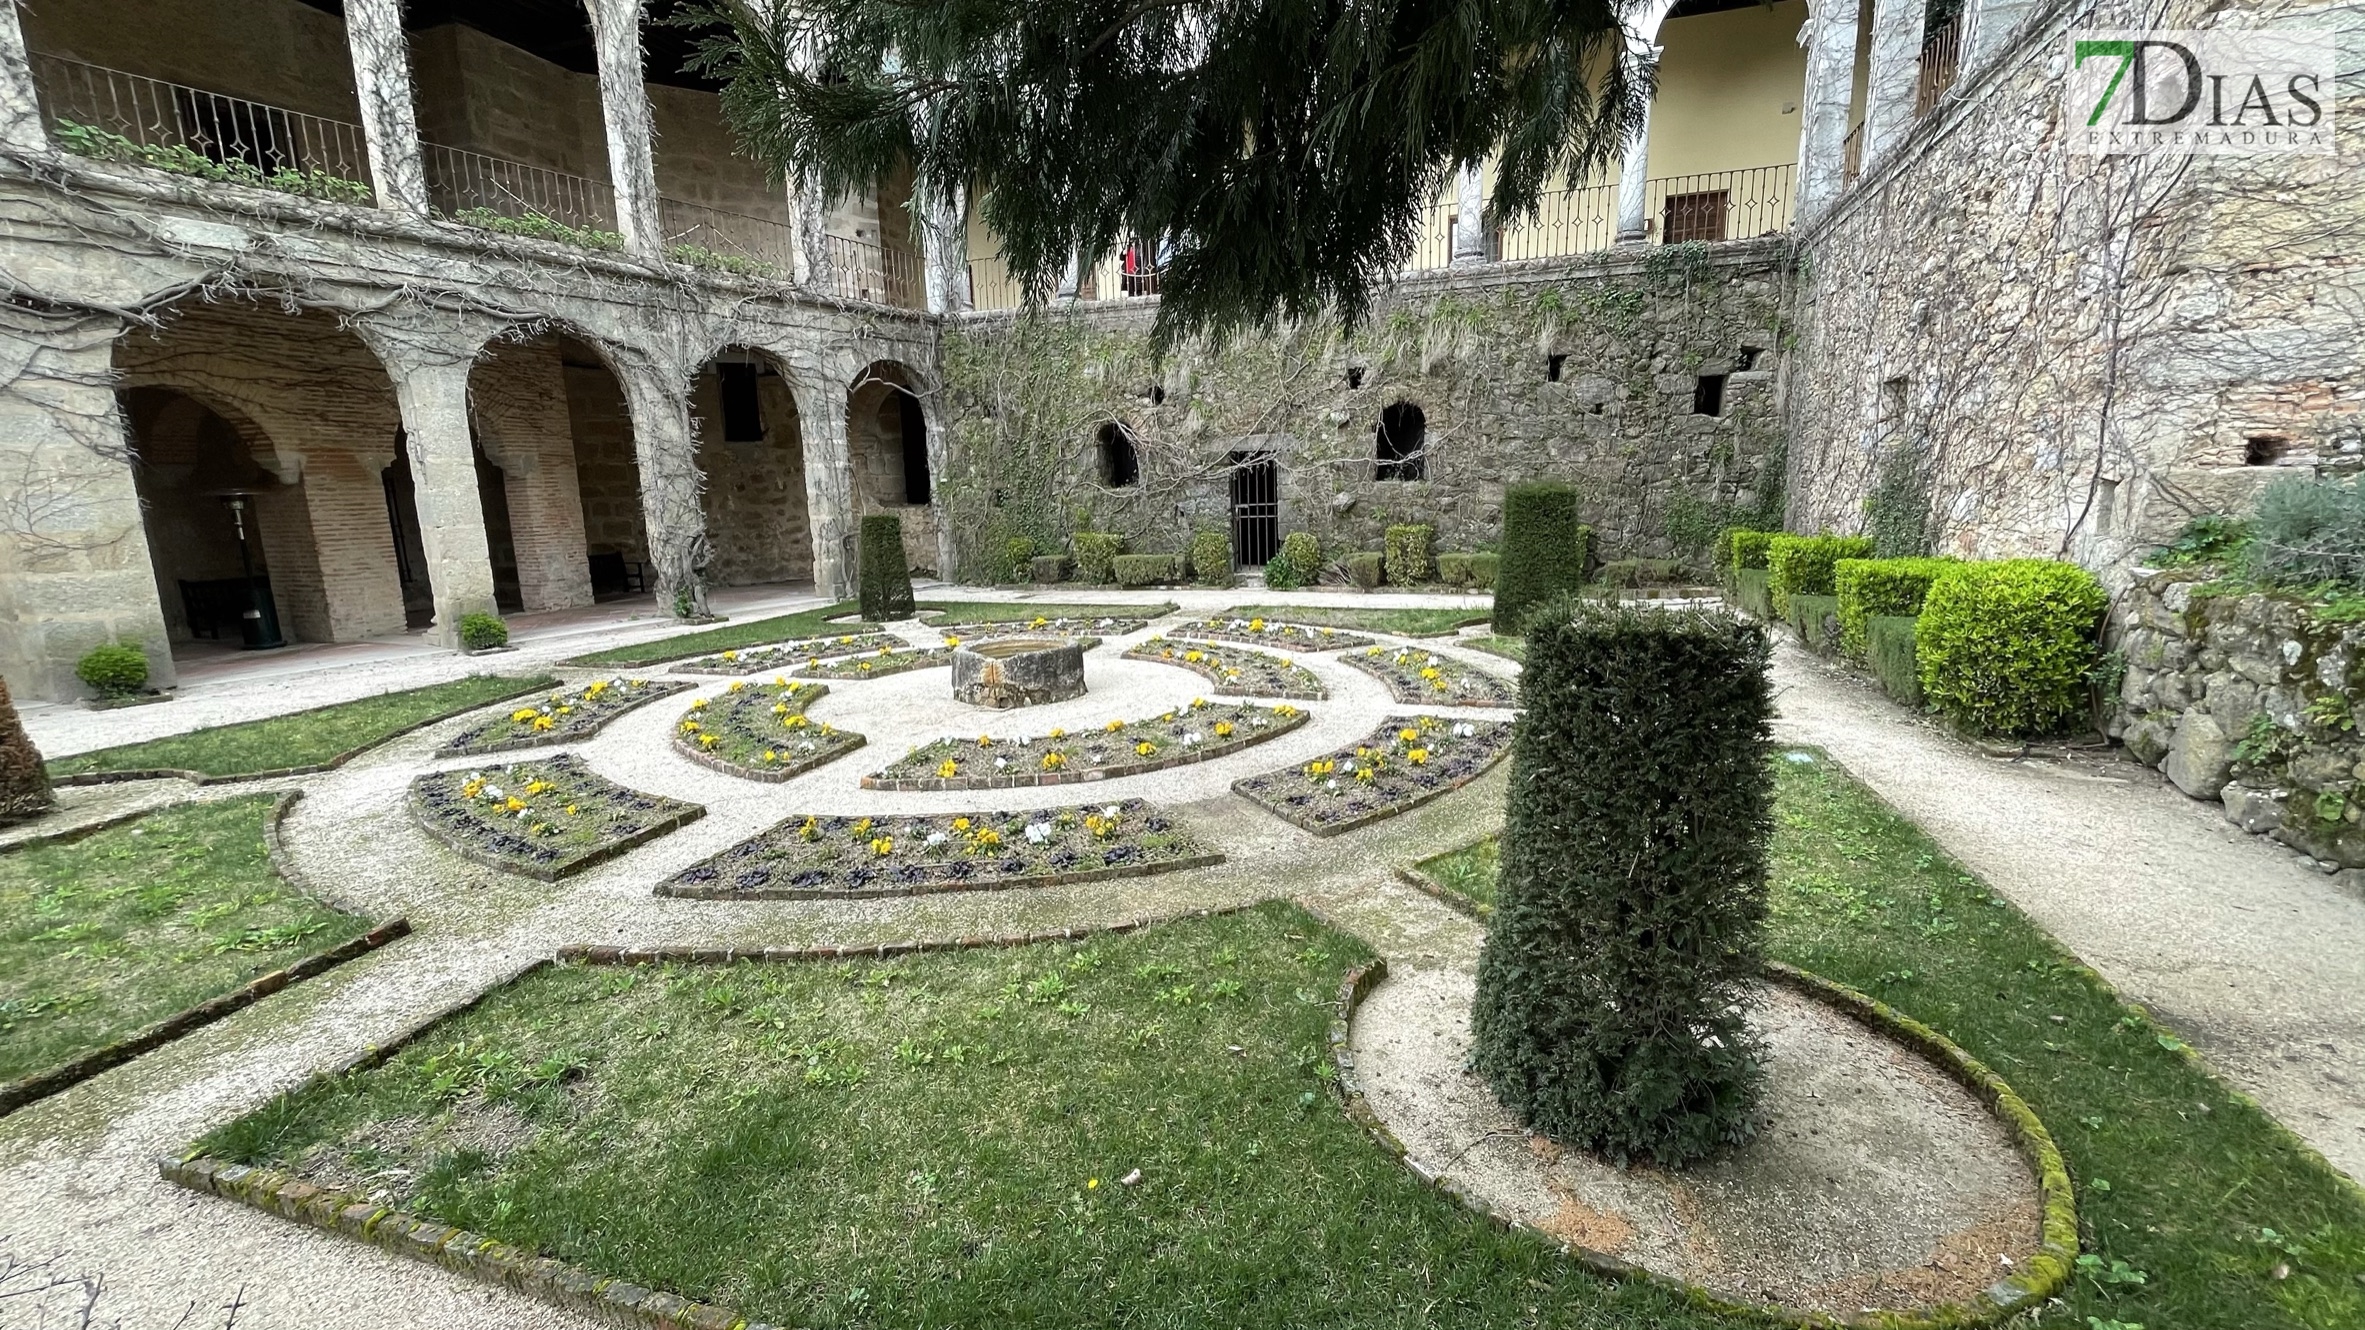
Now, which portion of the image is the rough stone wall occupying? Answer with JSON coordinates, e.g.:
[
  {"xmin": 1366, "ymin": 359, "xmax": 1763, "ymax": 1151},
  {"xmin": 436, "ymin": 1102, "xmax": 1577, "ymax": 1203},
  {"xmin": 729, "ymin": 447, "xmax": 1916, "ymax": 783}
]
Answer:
[
  {"xmin": 409, "ymin": 24, "xmax": 610, "ymax": 187},
  {"xmin": 470, "ymin": 339, "xmax": 594, "ymax": 613},
  {"xmin": 647, "ymin": 84, "xmax": 791, "ymax": 224},
  {"xmin": 564, "ymin": 360, "xmax": 648, "ymax": 567},
  {"xmin": 21, "ymin": 0, "xmax": 363, "ymax": 122},
  {"xmin": 1787, "ymin": 0, "xmax": 2365, "ymax": 580},
  {"xmin": 2115, "ymin": 570, "xmax": 2365, "ymax": 887},
  {"xmin": 846, "ymin": 371, "xmax": 941, "ymax": 576},
  {"xmin": 690, "ymin": 364, "xmax": 811, "ymax": 585},
  {"xmin": 937, "ymin": 245, "xmax": 1789, "ymax": 579}
]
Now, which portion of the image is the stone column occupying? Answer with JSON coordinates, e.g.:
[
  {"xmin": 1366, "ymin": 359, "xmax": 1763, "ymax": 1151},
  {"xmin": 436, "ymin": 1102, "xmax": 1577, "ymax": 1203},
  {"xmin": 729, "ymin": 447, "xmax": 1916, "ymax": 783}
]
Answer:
[
  {"xmin": 1055, "ymin": 252, "xmax": 1082, "ymax": 303},
  {"xmin": 342, "ymin": 0, "xmax": 429, "ymax": 214},
  {"xmin": 1450, "ymin": 164, "xmax": 1488, "ymax": 265},
  {"xmin": 356, "ymin": 321, "xmax": 502, "ymax": 647},
  {"xmin": 583, "ymin": 0, "xmax": 665, "ymax": 260},
  {"xmin": 795, "ymin": 379, "xmax": 856, "ymax": 599},
  {"xmin": 1612, "ymin": 0, "xmax": 1677, "ymax": 244},
  {"xmin": 1794, "ymin": 0, "xmax": 1861, "ymax": 217},
  {"xmin": 0, "ymin": 0, "xmax": 45, "ymax": 155},
  {"xmin": 0, "ymin": 308, "xmax": 175, "ymax": 700},
  {"xmin": 1859, "ymin": 0, "xmax": 1927, "ymax": 164},
  {"xmin": 614, "ymin": 361, "xmax": 714, "ymax": 617},
  {"xmin": 921, "ymin": 185, "xmax": 971, "ymax": 315},
  {"xmin": 1963, "ymin": 0, "xmax": 2041, "ymax": 67}
]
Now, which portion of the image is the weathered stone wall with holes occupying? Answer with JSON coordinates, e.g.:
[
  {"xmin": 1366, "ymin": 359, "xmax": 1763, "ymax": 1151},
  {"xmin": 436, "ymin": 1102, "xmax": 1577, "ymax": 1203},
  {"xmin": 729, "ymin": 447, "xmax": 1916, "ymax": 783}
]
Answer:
[
  {"xmin": 690, "ymin": 366, "xmax": 812, "ymax": 586},
  {"xmin": 21, "ymin": 0, "xmax": 364, "ymax": 122},
  {"xmin": 1786, "ymin": 0, "xmax": 2365, "ymax": 582},
  {"xmin": 936, "ymin": 242, "xmax": 1791, "ymax": 582},
  {"xmin": 2113, "ymin": 569, "xmax": 2365, "ymax": 887}
]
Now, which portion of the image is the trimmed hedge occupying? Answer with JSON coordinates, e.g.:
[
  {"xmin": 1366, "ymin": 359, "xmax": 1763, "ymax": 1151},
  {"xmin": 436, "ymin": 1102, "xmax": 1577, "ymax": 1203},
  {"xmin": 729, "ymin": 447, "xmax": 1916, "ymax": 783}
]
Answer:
[
  {"xmin": 1384, "ymin": 524, "xmax": 1435, "ymax": 587},
  {"xmin": 1596, "ymin": 558, "xmax": 1684, "ymax": 589},
  {"xmin": 1730, "ymin": 568, "xmax": 1774, "ymax": 619},
  {"xmin": 1866, "ymin": 615, "xmax": 1923, "ymax": 708},
  {"xmin": 1785, "ymin": 593, "xmax": 1841, "ymax": 655},
  {"xmin": 1728, "ymin": 530, "xmax": 1775, "ymax": 576},
  {"xmin": 1437, "ymin": 552, "xmax": 1474, "ymax": 586},
  {"xmin": 858, "ymin": 514, "xmax": 915, "ymax": 620},
  {"xmin": 1190, "ymin": 529, "xmax": 1233, "ymax": 587},
  {"xmin": 1343, "ymin": 551, "xmax": 1385, "ymax": 589},
  {"xmin": 75, "ymin": 644, "xmax": 149, "ymax": 698},
  {"xmin": 1471, "ymin": 595, "xmax": 1773, "ymax": 1166},
  {"xmin": 1028, "ymin": 554, "xmax": 1070, "ymax": 584},
  {"xmin": 1072, "ymin": 532, "xmax": 1125, "ymax": 585},
  {"xmin": 1467, "ymin": 553, "xmax": 1500, "ymax": 590},
  {"xmin": 1002, "ymin": 537, "xmax": 1038, "ymax": 582},
  {"xmin": 1113, "ymin": 553, "xmax": 1181, "ymax": 587},
  {"xmin": 1264, "ymin": 531, "xmax": 1320, "ymax": 589},
  {"xmin": 1766, "ymin": 534, "xmax": 1875, "ymax": 616},
  {"xmin": 1833, "ymin": 557, "xmax": 1957, "ymax": 660},
  {"xmin": 458, "ymin": 613, "xmax": 509, "ymax": 652},
  {"xmin": 1916, "ymin": 559, "xmax": 2108, "ymax": 737},
  {"xmin": 1493, "ymin": 482, "xmax": 1588, "ymax": 633}
]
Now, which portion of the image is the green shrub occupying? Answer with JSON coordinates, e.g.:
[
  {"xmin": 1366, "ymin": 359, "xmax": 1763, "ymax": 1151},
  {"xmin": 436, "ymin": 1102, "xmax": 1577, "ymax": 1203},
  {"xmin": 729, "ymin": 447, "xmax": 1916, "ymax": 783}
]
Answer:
[
  {"xmin": 1028, "ymin": 554, "xmax": 1070, "ymax": 584},
  {"xmin": 1728, "ymin": 530, "xmax": 1775, "ymax": 576},
  {"xmin": 1072, "ymin": 532, "xmax": 1125, "ymax": 585},
  {"xmin": 75, "ymin": 644, "xmax": 150, "ymax": 698},
  {"xmin": 1710, "ymin": 527, "xmax": 1745, "ymax": 579},
  {"xmin": 2151, "ymin": 513, "xmax": 2251, "ymax": 569},
  {"xmin": 1730, "ymin": 568, "xmax": 1774, "ymax": 619},
  {"xmin": 1595, "ymin": 558, "xmax": 1685, "ymax": 589},
  {"xmin": 1471, "ymin": 595, "xmax": 1773, "ymax": 1166},
  {"xmin": 859, "ymin": 515, "xmax": 916, "ymax": 620},
  {"xmin": 1384, "ymin": 524, "xmax": 1435, "ymax": 587},
  {"xmin": 1467, "ymin": 553, "xmax": 1500, "ymax": 590},
  {"xmin": 1865, "ymin": 616, "xmax": 1923, "ymax": 708},
  {"xmin": 1832, "ymin": 557, "xmax": 1957, "ymax": 660},
  {"xmin": 1190, "ymin": 528, "xmax": 1234, "ymax": 586},
  {"xmin": 1766, "ymin": 534, "xmax": 1875, "ymax": 616},
  {"xmin": 1493, "ymin": 482, "xmax": 1589, "ymax": 633},
  {"xmin": 1784, "ymin": 593, "xmax": 1840, "ymax": 654},
  {"xmin": 1916, "ymin": 559, "xmax": 2108, "ymax": 737},
  {"xmin": 1113, "ymin": 553, "xmax": 1178, "ymax": 587},
  {"xmin": 457, "ymin": 613, "xmax": 510, "ymax": 652},
  {"xmin": 1002, "ymin": 537, "xmax": 1039, "ymax": 582},
  {"xmin": 1343, "ymin": 552, "xmax": 1385, "ymax": 589},
  {"xmin": 0, "ymin": 676, "xmax": 52, "ymax": 824},
  {"xmin": 2249, "ymin": 473, "xmax": 2365, "ymax": 588},
  {"xmin": 1263, "ymin": 531, "xmax": 1319, "ymax": 589},
  {"xmin": 1437, "ymin": 552, "xmax": 1474, "ymax": 586}
]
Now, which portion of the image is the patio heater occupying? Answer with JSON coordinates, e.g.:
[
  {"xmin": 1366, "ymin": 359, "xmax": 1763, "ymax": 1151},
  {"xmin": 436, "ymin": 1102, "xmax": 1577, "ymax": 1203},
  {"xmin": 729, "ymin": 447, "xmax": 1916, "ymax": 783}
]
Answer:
[{"xmin": 219, "ymin": 490, "xmax": 285, "ymax": 650}]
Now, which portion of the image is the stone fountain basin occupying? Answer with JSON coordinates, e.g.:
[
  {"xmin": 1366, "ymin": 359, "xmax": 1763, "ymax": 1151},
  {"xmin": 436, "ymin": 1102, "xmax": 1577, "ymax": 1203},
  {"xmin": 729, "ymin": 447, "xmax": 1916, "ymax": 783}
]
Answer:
[{"xmin": 952, "ymin": 637, "xmax": 1087, "ymax": 709}]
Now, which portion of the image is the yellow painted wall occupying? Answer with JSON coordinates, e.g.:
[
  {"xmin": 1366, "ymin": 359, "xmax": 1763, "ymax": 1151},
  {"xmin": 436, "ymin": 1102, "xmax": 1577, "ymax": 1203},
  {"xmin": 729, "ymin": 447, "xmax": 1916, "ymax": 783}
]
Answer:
[{"xmin": 1652, "ymin": 0, "xmax": 1810, "ymax": 178}]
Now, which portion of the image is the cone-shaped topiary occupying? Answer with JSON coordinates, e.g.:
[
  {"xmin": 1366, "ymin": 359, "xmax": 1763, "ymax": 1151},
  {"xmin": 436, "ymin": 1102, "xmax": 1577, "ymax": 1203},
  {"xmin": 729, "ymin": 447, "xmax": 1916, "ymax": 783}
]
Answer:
[
  {"xmin": 1471, "ymin": 595, "xmax": 1774, "ymax": 1166},
  {"xmin": 1491, "ymin": 482, "xmax": 1588, "ymax": 633},
  {"xmin": 0, "ymin": 675, "xmax": 54, "ymax": 825},
  {"xmin": 859, "ymin": 514, "xmax": 916, "ymax": 620}
]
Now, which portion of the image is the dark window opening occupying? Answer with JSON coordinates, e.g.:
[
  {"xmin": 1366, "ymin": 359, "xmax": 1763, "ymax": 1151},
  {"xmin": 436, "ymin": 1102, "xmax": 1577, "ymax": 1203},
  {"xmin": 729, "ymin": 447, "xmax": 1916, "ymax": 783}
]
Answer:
[
  {"xmin": 2244, "ymin": 435, "xmax": 2289, "ymax": 466},
  {"xmin": 718, "ymin": 362, "xmax": 765, "ymax": 442},
  {"xmin": 1693, "ymin": 375, "xmax": 1727, "ymax": 417},
  {"xmin": 1737, "ymin": 345, "xmax": 1765, "ymax": 371},
  {"xmin": 1375, "ymin": 401, "xmax": 1427, "ymax": 481},
  {"xmin": 897, "ymin": 389, "xmax": 931, "ymax": 503},
  {"xmin": 1148, "ymin": 384, "xmax": 1167, "ymax": 405},
  {"xmin": 1662, "ymin": 190, "xmax": 1730, "ymax": 244},
  {"xmin": 1547, "ymin": 353, "xmax": 1567, "ymax": 382},
  {"xmin": 1099, "ymin": 423, "xmax": 1141, "ymax": 487},
  {"xmin": 1346, "ymin": 366, "xmax": 1366, "ymax": 390}
]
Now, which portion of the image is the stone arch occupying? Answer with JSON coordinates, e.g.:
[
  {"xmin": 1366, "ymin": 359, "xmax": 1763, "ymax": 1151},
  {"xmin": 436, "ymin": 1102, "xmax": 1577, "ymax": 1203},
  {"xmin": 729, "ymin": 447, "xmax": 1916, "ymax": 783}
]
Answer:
[
  {"xmin": 688, "ymin": 345, "xmax": 814, "ymax": 587},
  {"xmin": 1375, "ymin": 400, "xmax": 1428, "ymax": 481},
  {"xmin": 1097, "ymin": 421, "xmax": 1142, "ymax": 488},
  {"xmin": 846, "ymin": 358, "xmax": 941, "ymax": 577}
]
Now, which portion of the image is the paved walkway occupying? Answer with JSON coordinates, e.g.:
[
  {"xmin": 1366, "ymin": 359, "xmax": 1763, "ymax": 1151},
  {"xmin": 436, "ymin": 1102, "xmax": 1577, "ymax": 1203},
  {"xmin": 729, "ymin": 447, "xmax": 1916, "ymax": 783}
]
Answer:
[{"xmin": 1770, "ymin": 641, "xmax": 2365, "ymax": 1184}]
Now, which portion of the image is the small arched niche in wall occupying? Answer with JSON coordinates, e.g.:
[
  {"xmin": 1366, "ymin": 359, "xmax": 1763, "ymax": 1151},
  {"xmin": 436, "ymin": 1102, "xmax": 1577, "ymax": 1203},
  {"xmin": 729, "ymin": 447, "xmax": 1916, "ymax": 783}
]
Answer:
[
  {"xmin": 1375, "ymin": 401, "xmax": 1426, "ymax": 481},
  {"xmin": 1098, "ymin": 422, "xmax": 1141, "ymax": 487}
]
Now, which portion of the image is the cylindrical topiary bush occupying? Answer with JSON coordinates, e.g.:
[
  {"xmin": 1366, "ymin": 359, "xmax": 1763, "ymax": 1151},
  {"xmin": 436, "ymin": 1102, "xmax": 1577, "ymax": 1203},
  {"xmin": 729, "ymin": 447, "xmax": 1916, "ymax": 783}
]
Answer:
[
  {"xmin": 1471, "ymin": 595, "xmax": 1774, "ymax": 1166},
  {"xmin": 1002, "ymin": 537, "xmax": 1039, "ymax": 582},
  {"xmin": 1467, "ymin": 552, "xmax": 1500, "ymax": 590},
  {"xmin": 1832, "ymin": 557, "xmax": 1957, "ymax": 660},
  {"xmin": 1190, "ymin": 528, "xmax": 1233, "ymax": 586},
  {"xmin": 75, "ymin": 643, "xmax": 150, "ymax": 699},
  {"xmin": 0, "ymin": 675, "xmax": 54, "ymax": 825},
  {"xmin": 1342, "ymin": 551, "xmax": 1384, "ymax": 589},
  {"xmin": 1492, "ymin": 482, "xmax": 1588, "ymax": 633},
  {"xmin": 1384, "ymin": 523, "xmax": 1434, "ymax": 587},
  {"xmin": 1916, "ymin": 559, "xmax": 2108, "ymax": 737},
  {"xmin": 1072, "ymin": 532, "xmax": 1125, "ymax": 585},
  {"xmin": 1765, "ymin": 534, "xmax": 1875, "ymax": 617},
  {"xmin": 859, "ymin": 514, "xmax": 916, "ymax": 620}
]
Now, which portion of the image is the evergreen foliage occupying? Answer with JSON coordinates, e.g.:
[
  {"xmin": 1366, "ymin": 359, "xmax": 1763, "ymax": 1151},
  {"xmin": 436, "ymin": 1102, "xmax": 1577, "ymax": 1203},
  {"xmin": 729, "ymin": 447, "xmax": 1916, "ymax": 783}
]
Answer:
[
  {"xmin": 1865, "ymin": 445, "xmax": 1936, "ymax": 558},
  {"xmin": 1471, "ymin": 596, "xmax": 1773, "ymax": 1166},
  {"xmin": 858, "ymin": 515, "xmax": 916, "ymax": 620},
  {"xmin": 1467, "ymin": 553, "xmax": 1501, "ymax": 589},
  {"xmin": 1028, "ymin": 554, "xmax": 1070, "ymax": 584},
  {"xmin": 74, "ymin": 644, "xmax": 149, "ymax": 699},
  {"xmin": 1727, "ymin": 530, "xmax": 1775, "ymax": 575},
  {"xmin": 1113, "ymin": 553, "xmax": 1181, "ymax": 587},
  {"xmin": 1916, "ymin": 560, "xmax": 2108, "ymax": 737},
  {"xmin": 0, "ymin": 676, "xmax": 53, "ymax": 825},
  {"xmin": 1491, "ymin": 482, "xmax": 1588, "ymax": 633},
  {"xmin": 1383, "ymin": 524, "xmax": 1435, "ymax": 587},
  {"xmin": 1730, "ymin": 568, "xmax": 1774, "ymax": 619},
  {"xmin": 1832, "ymin": 557, "xmax": 1957, "ymax": 660},
  {"xmin": 1865, "ymin": 616, "xmax": 1924, "ymax": 708},
  {"xmin": 1765, "ymin": 534, "xmax": 1875, "ymax": 615},
  {"xmin": 1190, "ymin": 529, "xmax": 1234, "ymax": 587},
  {"xmin": 2249, "ymin": 473, "xmax": 2365, "ymax": 588},
  {"xmin": 686, "ymin": 0, "xmax": 1644, "ymax": 349},
  {"xmin": 1343, "ymin": 552, "xmax": 1386, "ymax": 589},
  {"xmin": 1784, "ymin": 593, "xmax": 1841, "ymax": 655},
  {"xmin": 458, "ymin": 614, "xmax": 509, "ymax": 652},
  {"xmin": 1072, "ymin": 533, "xmax": 1125, "ymax": 585},
  {"xmin": 1263, "ymin": 531, "xmax": 1321, "ymax": 588},
  {"xmin": 1002, "ymin": 537, "xmax": 1039, "ymax": 582},
  {"xmin": 1437, "ymin": 552, "xmax": 1474, "ymax": 586}
]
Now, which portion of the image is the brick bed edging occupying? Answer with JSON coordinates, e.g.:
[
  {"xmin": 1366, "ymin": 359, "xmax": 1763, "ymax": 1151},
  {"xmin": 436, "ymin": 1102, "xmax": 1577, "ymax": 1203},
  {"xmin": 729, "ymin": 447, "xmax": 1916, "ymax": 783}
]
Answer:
[
  {"xmin": 157, "ymin": 903, "xmax": 1268, "ymax": 1330},
  {"xmin": 51, "ymin": 675, "xmax": 559, "ymax": 787},
  {"xmin": 436, "ymin": 680, "xmax": 698, "ymax": 758},
  {"xmin": 1120, "ymin": 646, "xmax": 1329, "ymax": 701},
  {"xmin": 861, "ymin": 708, "xmax": 1310, "ymax": 791},
  {"xmin": 1325, "ymin": 959, "xmax": 2078, "ymax": 1329},
  {"xmin": 1236, "ymin": 739, "xmax": 1513, "ymax": 839},
  {"xmin": 655, "ymin": 850, "xmax": 1226, "ymax": 902},
  {"xmin": 1389, "ymin": 864, "xmax": 1493, "ymax": 920}
]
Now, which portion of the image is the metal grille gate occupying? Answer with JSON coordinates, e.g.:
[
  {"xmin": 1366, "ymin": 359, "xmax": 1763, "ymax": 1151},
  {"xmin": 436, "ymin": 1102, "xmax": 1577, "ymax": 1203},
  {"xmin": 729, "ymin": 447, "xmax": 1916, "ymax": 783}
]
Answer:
[{"xmin": 1228, "ymin": 451, "xmax": 1279, "ymax": 567}]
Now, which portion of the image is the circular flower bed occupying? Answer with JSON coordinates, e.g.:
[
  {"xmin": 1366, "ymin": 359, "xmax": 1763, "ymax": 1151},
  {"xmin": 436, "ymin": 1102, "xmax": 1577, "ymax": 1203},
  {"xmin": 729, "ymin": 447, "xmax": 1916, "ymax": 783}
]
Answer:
[
  {"xmin": 1338, "ymin": 645, "xmax": 1517, "ymax": 707},
  {"xmin": 669, "ymin": 680, "xmax": 864, "ymax": 782},
  {"xmin": 409, "ymin": 753, "xmax": 704, "ymax": 880},
  {"xmin": 1123, "ymin": 637, "xmax": 1327, "ymax": 700},
  {"xmin": 1233, "ymin": 716, "xmax": 1514, "ymax": 836},
  {"xmin": 794, "ymin": 646, "xmax": 954, "ymax": 681},
  {"xmin": 1171, "ymin": 617, "xmax": 1374, "ymax": 652},
  {"xmin": 658, "ymin": 797, "xmax": 1217, "ymax": 899},
  {"xmin": 438, "ymin": 678, "xmax": 691, "ymax": 757},
  {"xmin": 670, "ymin": 633, "xmax": 900, "ymax": 676},
  {"xmin": 864, "ymin": 699, "xmax": 1311, "ymax": 790}
]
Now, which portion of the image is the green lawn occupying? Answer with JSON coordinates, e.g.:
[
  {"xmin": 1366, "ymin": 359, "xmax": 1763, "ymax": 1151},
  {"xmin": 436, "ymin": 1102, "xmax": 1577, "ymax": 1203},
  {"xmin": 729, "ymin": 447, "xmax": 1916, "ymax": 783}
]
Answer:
[
  {"xmin": 920, "ymin": 600, "xmax": 1176, "ymax": 625},
  {"xmin": 1417, "ymin": 752, "xmax": 2365, "ymax": 1330},
  {"xmin": 1220, "ymin": 604, "xmax": 1490, "ymax": 637},
  {"xmin": 1, "ymin": 797, "xmax": 370, "ymax": 1084},
  {"xmin": 1462, "ymin": 635, "xmax": 1525, "ymax": 663},
  {"xmin": 48, "ymin": 675, "xmax": 554, "ymax": 780},
  {"xmin": 562, "ymin": 603, "xmax": 869, "ymax": 668},
  {"xmin": 1413, "ymin": 838, "xmax": 1499, "ymax": 914}
]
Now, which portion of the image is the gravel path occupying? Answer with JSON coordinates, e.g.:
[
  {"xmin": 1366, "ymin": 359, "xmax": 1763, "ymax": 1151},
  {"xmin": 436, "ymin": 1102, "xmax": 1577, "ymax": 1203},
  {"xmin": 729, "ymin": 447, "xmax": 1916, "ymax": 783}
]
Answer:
[{"xmin": 1769, "ymin": 641, "xmax": 2365, "ymax": 1185}]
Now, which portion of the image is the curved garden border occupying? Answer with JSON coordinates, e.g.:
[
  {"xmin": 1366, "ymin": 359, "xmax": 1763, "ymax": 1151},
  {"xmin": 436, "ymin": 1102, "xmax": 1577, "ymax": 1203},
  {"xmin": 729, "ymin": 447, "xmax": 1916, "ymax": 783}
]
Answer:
[
  {"xmin": 1326, "ymin": 959, "xmax": 2078, "ymax": 1329},
  {"xmin": 1122, "ymin": 641, "xmax": 1328, "ymax": 701},
  {"xmin": 406, "ymin": 763, "xmax": 705, "ymax": 882},
  {"xmin": 435, "ymin": 680, "xmax": 695, "ymax": 758},
  {"xmin": 861, "ymin": 707, "xmax": 1310, "ymax": 791}
]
